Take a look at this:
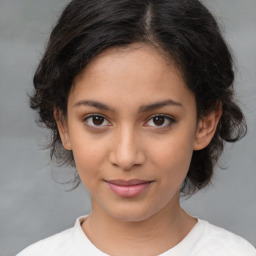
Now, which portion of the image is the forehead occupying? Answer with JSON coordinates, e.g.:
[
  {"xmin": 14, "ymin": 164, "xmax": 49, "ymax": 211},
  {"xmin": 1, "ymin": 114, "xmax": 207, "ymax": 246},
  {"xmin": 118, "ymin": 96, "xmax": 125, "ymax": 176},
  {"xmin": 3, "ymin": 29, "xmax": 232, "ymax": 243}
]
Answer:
[
  {"xmin": 69, "ymin": 43, "xmax": 195, "ymax": 114},
  {"xmin": 74, "ymin": 43, "xmax": 175, "ymax": 84}
]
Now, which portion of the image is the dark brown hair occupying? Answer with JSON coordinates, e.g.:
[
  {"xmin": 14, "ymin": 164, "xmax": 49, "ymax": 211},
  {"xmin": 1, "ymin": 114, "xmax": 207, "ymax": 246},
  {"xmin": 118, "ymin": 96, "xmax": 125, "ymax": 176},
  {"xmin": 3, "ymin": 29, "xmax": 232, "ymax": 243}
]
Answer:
[{"xmin": 30, "ymin": 0, "xmax": 247, "ymax": 194}]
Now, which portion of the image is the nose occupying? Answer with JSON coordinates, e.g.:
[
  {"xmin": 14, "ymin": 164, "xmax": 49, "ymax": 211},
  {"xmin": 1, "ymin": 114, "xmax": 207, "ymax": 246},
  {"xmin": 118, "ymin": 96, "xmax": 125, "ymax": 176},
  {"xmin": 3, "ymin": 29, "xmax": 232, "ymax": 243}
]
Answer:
[{"xmin": 109, "ymin": 125, "xmax": 145, "ymax": 170}]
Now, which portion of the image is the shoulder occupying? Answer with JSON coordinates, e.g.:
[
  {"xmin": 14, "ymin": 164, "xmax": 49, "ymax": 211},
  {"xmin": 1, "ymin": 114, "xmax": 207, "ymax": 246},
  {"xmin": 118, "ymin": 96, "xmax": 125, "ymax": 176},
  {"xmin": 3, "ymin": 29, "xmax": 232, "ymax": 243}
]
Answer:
[
  {"xmin": 16, "ymin": 227, "xmax": 74, "ymax": 256},
  {"xmin": 194, "ymin": 219, "xmax": 256, "ymax": 255},
  {"xmin": 16, "ymin": 215, "xmax": 109, "ymax": 256},
  {"xmin": 16, "ymin": 215, "xmax": 102, "ymax": 256}
]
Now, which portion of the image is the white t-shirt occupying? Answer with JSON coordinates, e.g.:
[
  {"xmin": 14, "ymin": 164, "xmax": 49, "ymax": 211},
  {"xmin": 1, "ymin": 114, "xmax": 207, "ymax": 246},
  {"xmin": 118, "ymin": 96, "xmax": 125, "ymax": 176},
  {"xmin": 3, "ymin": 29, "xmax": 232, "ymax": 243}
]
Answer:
[{"xmin": 17, "ymin": 215, "xmax": 256, "ymax": 256}]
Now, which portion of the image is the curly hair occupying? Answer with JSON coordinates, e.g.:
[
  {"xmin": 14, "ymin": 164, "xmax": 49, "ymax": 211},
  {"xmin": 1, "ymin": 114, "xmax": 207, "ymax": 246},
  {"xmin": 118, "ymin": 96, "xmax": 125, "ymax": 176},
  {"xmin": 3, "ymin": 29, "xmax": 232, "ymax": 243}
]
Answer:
[{"xmin": 30, "ymin": 0, "xmax": 247, "ymax": 195}]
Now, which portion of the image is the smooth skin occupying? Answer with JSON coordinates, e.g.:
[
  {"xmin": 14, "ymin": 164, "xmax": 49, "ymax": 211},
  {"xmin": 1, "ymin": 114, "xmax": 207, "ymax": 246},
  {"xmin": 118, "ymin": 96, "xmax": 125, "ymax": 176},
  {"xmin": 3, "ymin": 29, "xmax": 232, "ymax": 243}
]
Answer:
[{"xmin": 55, "ymin": 43, "xmax": 222, "ymax": 256}]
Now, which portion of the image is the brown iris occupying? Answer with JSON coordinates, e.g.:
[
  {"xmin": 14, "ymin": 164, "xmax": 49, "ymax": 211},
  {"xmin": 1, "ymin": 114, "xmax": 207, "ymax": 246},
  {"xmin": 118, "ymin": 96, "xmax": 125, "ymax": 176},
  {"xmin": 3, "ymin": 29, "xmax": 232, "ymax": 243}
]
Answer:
[
  {"xmin": 92, "ymin": 116, "xmax": 105, "ymax": 125},
  {"xmin": 153, "ymin": 116, "xmax": 165, "ymax": 126}
]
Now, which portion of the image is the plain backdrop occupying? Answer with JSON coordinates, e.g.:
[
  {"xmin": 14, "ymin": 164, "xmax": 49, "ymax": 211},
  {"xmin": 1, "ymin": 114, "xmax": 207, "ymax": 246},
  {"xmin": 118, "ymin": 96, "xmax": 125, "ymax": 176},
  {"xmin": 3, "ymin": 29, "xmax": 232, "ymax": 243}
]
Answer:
[{"xmin": 0, "ymin": 0, "xmax": 255, "ymax": 255}]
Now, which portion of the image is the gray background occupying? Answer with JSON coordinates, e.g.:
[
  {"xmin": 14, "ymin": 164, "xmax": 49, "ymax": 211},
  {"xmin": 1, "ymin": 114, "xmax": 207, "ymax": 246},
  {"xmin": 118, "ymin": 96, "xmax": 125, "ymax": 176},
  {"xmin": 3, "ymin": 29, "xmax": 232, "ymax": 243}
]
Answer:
[{"xmin": 0, "ymin": 0, "xmax": 255, "ymax": 255}]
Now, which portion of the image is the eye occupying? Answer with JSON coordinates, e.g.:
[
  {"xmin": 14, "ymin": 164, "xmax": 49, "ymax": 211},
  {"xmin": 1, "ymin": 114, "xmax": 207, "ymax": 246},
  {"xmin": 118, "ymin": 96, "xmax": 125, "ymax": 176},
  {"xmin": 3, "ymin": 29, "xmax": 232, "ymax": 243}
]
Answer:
[
  {"xmin": 145, "ymin": 115, "xmax": 175, "ymax": 128},
  {"xmin": 83, "ymin": 114, "xmax": 111, "ymax": 128}
]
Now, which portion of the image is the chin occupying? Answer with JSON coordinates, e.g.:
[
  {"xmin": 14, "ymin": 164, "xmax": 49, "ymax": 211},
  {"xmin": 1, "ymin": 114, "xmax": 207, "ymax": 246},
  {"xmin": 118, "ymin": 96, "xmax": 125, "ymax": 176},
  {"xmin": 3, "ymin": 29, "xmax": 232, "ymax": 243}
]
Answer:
[{"xmin": 106, "ymin": 203, "xmax": 159, "ymax": 223}]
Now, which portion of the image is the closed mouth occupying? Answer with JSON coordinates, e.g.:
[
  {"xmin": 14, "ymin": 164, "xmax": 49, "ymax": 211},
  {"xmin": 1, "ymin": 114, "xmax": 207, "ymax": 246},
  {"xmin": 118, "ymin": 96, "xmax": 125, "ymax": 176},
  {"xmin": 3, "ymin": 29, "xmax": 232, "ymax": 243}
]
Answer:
[
  {"xmin": 104, "ymin": 179, "xmax": 154, "ymax": 197},
  {"xmin": 105, "ymin": 179, "xmax": 153, "ymax": 185}
]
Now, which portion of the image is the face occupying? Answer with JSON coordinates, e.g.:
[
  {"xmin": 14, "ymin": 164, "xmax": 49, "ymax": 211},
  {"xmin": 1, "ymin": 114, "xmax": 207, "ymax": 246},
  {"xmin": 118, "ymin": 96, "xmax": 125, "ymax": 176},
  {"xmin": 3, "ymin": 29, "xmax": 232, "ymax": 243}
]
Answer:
[{"xmin": 56, "ymin": 43, "xmax": 217, "ymax": 222}]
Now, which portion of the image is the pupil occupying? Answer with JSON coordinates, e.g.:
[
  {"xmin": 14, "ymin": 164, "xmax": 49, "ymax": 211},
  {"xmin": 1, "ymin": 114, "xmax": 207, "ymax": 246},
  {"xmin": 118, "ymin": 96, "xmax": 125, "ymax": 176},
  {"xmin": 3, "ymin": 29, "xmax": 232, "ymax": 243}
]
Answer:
[
  {"xmin": 153, "ymin": 116, "xmax": 164, "ymax": 126},
  {"xmin": 93, "ymin": 116, "xmax": 104, "ymax": 125}
]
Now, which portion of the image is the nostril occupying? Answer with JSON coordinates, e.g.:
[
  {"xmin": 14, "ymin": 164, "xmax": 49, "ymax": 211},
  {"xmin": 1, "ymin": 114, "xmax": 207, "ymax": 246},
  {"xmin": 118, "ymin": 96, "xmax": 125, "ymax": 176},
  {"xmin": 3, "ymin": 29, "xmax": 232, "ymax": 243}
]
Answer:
[{"xmin": 109, "ymin": 148, "xmax": 145, "ymax": 170}]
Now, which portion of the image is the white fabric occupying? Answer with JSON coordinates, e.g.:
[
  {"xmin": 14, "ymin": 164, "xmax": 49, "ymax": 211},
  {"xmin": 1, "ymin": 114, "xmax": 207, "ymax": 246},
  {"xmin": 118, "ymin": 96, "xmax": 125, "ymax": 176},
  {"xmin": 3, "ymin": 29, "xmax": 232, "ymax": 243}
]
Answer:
[{"xmin": 17, "ymin": 215, "xmax": 256, "ymax": 256}]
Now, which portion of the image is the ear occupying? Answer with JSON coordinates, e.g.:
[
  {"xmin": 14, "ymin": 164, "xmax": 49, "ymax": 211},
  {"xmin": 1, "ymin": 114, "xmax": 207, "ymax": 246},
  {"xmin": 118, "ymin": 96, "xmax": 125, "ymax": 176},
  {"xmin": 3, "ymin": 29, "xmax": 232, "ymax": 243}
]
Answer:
[
  {"xmin": 193, "ymin": 106, "xmax": 222, "ymax": 151},
  {"xmin": 54, "ymin": 108, "xmax": 72, "ymax": 151}
]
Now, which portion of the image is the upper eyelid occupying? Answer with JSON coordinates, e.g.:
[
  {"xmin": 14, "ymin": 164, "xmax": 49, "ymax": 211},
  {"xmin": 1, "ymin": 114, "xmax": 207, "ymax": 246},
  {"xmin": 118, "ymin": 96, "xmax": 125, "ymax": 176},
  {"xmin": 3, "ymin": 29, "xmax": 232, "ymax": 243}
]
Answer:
[
  {"xmin": 145, "ymin": 114, "xmax": 176, "ymax": 124},
  {"xmin": 83, "ymin": 113, "xmax": 175, "ymax": 120},
  {"xmin": 83, "ymin": 113, "xmax": 109, "ymax": 120}
]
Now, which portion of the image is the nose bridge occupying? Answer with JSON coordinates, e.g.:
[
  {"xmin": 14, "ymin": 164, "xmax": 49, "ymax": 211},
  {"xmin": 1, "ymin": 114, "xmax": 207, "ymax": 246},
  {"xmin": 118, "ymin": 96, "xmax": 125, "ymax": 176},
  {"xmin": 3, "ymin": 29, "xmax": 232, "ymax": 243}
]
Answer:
[{"xmin": 111, "ymin": 123, "xmax": 144, "ymax": 170}]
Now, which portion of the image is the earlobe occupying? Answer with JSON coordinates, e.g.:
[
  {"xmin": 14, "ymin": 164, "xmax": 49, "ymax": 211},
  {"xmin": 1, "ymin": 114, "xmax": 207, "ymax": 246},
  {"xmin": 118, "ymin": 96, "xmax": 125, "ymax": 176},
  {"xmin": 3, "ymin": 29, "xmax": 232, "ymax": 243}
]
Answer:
[
  {"xmin": 54, "ymin": 108, "xmax": 72, "ymax": 150},
  {"xmin": 193, "ymin": 107, "xmax": 222, "ymax": 151}
]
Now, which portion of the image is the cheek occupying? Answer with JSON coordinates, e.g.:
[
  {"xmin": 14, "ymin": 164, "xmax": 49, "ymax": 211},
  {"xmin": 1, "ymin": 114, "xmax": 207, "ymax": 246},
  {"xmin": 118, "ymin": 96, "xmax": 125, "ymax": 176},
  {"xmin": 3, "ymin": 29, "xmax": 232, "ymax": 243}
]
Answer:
[
  {"xmin": 69, "ymin": 121, "xmax": 107, "ymax": 164},
  {"xmin": 150, "ymin": 132, "xmax": 194, "ymax": 183},
  {"xmin": 70, "ymin": 133, "xmax": 107, "ymax": 187}
]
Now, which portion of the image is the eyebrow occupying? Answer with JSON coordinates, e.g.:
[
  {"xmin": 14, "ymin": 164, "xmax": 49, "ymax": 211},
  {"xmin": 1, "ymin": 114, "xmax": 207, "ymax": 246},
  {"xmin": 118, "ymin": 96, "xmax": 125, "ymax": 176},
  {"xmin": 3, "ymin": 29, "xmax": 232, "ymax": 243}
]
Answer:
[
  {"xmin": 73, "ymin": 100, "xmax": 115, "ymax": 112},
  {"xmin": 73, "ymin": 99, "xmax": 183, "ymax": 112},
  {"xmin": 139, "ymin": 99, "xmax": 183, "ymax": 112}
]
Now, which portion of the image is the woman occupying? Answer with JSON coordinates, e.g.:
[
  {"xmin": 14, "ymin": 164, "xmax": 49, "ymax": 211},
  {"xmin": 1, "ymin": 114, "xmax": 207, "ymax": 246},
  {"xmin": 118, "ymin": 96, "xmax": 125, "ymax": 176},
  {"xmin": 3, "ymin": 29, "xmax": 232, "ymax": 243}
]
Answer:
[{"xmin": 17, "ymin": 0, "xmax": 256, "ymax": 255}]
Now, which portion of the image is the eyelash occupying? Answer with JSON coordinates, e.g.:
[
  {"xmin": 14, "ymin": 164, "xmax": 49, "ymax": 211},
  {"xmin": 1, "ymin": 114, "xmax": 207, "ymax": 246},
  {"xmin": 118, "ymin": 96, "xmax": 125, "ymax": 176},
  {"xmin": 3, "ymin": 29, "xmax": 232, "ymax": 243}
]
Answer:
[
  {"xmin": 83, "ymin": 113, "xmax": 176, "ymax": 130},
  {"xmin": 83, "ymin": 114, "xmax": 110, "ymax": 129},
  {"xmin": 144, "ymin": 114, "xmax": 176, "ymax": 128}
]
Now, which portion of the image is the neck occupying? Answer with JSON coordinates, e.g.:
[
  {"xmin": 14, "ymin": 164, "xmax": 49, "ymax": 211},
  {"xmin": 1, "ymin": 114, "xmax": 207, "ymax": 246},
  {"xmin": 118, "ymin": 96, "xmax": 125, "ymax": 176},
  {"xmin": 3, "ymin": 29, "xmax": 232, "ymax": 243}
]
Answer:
[{"xmin": 82, "ymin": 194, "xmax": 197, "ymax": 256}]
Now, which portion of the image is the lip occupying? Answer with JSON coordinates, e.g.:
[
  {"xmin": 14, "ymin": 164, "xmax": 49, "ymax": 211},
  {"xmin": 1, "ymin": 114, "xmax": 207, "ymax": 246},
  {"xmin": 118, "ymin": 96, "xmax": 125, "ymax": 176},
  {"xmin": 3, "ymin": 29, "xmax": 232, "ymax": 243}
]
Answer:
[{"xmin": 105, "ymin": 179, "xmax": 153, "ymax": 198}]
